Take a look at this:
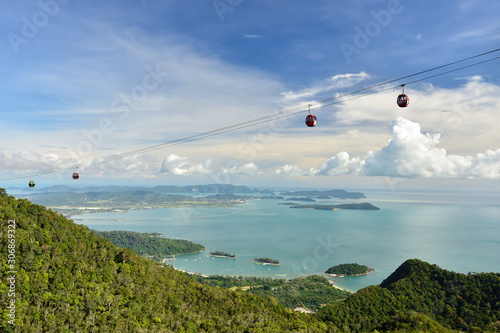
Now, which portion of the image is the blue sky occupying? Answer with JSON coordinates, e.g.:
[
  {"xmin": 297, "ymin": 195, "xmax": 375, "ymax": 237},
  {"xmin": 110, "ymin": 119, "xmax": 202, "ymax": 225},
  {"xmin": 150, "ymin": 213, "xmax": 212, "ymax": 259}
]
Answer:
[{"xmin": 1, "ymin": 0, "xmax": 500, "ymax": 190}]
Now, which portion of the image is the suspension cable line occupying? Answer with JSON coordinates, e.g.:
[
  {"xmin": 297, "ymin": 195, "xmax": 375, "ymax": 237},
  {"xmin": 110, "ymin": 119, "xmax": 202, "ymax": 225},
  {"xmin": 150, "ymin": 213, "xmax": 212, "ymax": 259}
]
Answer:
[{"xmin": 1, "ymin": 50, "xmax": 500, "ymax": 183}]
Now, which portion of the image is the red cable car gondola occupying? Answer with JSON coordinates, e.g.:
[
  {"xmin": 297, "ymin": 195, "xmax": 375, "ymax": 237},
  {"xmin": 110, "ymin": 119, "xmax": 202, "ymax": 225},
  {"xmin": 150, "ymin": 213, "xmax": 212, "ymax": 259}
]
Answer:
[
  {"xmin": 305, "ymin": 105, "xmax": 317, "ymax": 127},
  {"xmin": 72, "ymin": 167, "xmax": 79, "ymax": 180},
  {"xmin": 397, "ymin": 84, "xmax": 409, "ymax": 108}
]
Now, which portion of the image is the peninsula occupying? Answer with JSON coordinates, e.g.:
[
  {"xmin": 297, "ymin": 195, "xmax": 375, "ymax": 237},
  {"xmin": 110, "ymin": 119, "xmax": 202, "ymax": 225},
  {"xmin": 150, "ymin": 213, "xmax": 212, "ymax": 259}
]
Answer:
[{"xmin": 94, "ymin": 230, "xmax": 205, "ymax": 262}]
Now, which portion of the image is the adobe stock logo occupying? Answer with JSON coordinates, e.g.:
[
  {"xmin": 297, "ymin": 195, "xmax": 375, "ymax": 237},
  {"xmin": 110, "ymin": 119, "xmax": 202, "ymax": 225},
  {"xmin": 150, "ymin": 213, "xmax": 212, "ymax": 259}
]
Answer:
[
  {"xmin": 213, "ymin": 0, "xmax": 243, "ymax": 21},
  {"xmin": 7, "ymin": 0, "xmax": 70, "ymax": 54},
  {"xmin": 339, "ymin": 0, "xmax": 404, "ymax": 64}
]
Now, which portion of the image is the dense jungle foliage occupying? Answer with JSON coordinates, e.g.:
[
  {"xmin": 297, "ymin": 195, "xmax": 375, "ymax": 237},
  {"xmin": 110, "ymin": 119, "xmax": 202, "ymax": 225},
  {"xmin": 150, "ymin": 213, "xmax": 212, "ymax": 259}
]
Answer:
[{"xmin": 94, "ymin": 230, "xmax": 204, "ymax": 262}]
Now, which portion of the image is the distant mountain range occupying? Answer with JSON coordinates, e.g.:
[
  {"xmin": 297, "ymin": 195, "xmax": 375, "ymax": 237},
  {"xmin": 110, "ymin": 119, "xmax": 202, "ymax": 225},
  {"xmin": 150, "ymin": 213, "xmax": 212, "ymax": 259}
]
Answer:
[
  {"xmin": 17, "ymin": 183, "xmax": 261, "ymax": 194},
  {"xmin": 279, "ymin": 189, "xmax": 366, "ymax": 199}
]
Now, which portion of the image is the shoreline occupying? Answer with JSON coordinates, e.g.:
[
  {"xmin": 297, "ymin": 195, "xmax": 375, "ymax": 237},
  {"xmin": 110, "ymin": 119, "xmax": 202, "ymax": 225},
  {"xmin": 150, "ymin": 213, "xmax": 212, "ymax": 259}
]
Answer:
[{"xmin": 325, "ymin": 278, "xmax": 351, "ymax": 292}]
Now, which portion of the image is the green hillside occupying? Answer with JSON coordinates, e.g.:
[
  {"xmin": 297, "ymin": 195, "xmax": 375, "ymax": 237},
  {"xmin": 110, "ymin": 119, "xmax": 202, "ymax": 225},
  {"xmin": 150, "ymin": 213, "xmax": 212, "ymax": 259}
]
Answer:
[
  {"xmin": 317, "ymin": 259, "xmax": 500, "ymax": 332},
  {"xmin": 0, "ymin": 188, "xmax": 327, "ymax": 332}
]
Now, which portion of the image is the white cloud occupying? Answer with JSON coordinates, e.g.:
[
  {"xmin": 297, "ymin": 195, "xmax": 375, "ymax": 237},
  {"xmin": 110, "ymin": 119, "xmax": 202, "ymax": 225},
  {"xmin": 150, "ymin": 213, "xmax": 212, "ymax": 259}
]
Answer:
[
  {"xmin": 363, "ymin": 117, "xmax": 500, "ymax": 179},
  {"xmin": 276, "ymin": 117, "xmax": 500, "ymax": 179},
  {"xmin": 0, "ymin": 149, "xmax": 74, "ymax": 173},
  {"xmin": 89, "ymin": 153, "xmax": 159, "ymax": 178},
  {"xmin": 275, "ymin": 164, "xmax": 317, "ymax": 177},
  {"xmin": 159, "ymin": 154, "xmax": 213, "ymax": 176},
  {"xmin": 281, "ymin": 72, "xmax": 370, "ymax": 101},
  {"xmin": 316, "ymin": 152, "xmax": 365, "ymax": 176},
  {"xmin": 222, "ymin": 162, "xmax": 260, "ymax": 176}
]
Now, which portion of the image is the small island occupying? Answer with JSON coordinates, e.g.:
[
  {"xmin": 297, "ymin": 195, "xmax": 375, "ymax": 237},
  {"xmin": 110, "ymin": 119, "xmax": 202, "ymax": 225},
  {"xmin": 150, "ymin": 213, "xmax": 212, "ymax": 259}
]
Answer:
[
  {"xmin": 285, "ymin": 197, "xmax": 316, "ymax": 202},
  {"xmin": 290, "ymin": 203, "xmax": 380, "ymax": 211},
  {"xmin": 210, "ymin": 251, "xmax": 236, "ymax": 259},
  {"xmin": 325, "ymin": 263, "xmax": 374, "ymax": 277},
  {"xmin": 252, "ymin": 257, "xmax": 281, "ymax": 265}
]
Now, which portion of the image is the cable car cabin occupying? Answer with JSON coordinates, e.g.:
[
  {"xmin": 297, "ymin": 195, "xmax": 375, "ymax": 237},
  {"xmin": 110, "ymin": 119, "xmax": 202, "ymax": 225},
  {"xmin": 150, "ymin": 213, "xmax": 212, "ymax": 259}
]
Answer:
[
  {"xmin": 305, "ymin": 114, "xmax": 317, "ymax": 127},
  {"xmin": 72, "ymin": 172, "xmax": 80, "ymax": 180},
  {"xmin": 397, "ymin": 94, "xmax": 409, "ymax": 107},
  {"xmin": 28, "ymin": 180, "xmax": 35, "ymax": 188}
]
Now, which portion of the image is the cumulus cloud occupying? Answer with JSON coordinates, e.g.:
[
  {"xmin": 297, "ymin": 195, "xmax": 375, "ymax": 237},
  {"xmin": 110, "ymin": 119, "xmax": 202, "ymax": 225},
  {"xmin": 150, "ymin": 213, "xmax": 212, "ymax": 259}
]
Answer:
[
  {"xmin": 281, "ymin": 72, "xmax": 370, "ymax": 101},
  {"xmin": 222, "ymin": 162, "xmax": 260, "ymax": 176},
  {"xmin": 276, "ymin": 117, "xmax": 500, "ymax": 179},
  {"xmin": 159, "ymin": 156, "xmax": 262, "ymax": 178},
  {"xmin": 89, "ymin": 153, "xmax": 159, "ymax": 178},
  {"xmin": 0, "ymin": 149, "xmax": 74, "ymax": 172},
  {"xmin": 363, "ymin": 117, "xmax": 500, "ymax": 178},
  {"xmin": 160, "ymin": 154, "xmax": 213, "ymax": 176},
  {"xmin": 275, "ymin": 164, "xmax": 317, "ymax": 177},
  {"xmin": 316, "ymin": 152, "xmax": 365, "ymax": 176}
]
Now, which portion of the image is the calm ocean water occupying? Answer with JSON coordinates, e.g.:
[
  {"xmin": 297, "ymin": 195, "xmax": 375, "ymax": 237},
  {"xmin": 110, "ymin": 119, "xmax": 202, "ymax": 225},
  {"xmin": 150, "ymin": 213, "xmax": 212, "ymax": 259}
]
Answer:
[{"xmin": 73, "ymin": 190, "xmax": 500, "ymax": 292}]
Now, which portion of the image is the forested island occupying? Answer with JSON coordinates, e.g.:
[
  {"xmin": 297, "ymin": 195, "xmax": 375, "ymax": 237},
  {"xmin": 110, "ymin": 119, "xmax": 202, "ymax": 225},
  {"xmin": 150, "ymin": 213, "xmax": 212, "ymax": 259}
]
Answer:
[
  {"xmin": 253, "ymin": 257, "xmax": 281, "ymax": 265},
  {"xmin": 94, "ymin": 230, "xmax": 205, "ymax": 262},
  {"xmin": 210, "ymin": 251, "xmax": 236, "ymax": 259},
  {"xmin": 326, "ymin": 263, "xmax": 374, "ymax": 276},
  {"xmin": 289, "ymin": 203, "xmax": 380, "ymax": 210}
]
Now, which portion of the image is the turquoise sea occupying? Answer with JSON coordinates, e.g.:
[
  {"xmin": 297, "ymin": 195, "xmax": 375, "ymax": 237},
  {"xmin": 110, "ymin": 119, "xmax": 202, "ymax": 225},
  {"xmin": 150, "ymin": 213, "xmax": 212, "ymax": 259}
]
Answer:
[{"xmin": 73, "ymin": 190, "xmax": 500, "ymax": 292}]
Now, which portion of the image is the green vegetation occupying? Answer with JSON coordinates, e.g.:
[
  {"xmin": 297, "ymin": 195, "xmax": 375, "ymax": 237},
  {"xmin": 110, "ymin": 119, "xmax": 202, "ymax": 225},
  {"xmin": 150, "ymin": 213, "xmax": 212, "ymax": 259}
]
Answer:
[
  {"xmin": 210, "ymin": 251, "xmax": 236, "ymax": 258},
  {"xmin": 290, "ymin": 203, "xmax": 380, "ymax": 210},
  {"xmin": 192, "ymin": 275, "xmax": 351, "ymax": 311},
  {"xmin": 0, "ymin": 188, "xmax": 327, "ymax": 332},
  {"xmin": 325, "ymin": 263, "xmax": 374, "ymax": 276},
  {"xmin": 94, "ymin": 230, "xmax": 205, "ymax": 262},
  {"xmin": 2, "ymin": 187, "xmax": 500, "ymax": 332},
  {"xmin": 253, "ymin": 257, "xmax": 280, "ymax": 265},
  {"xmin": 317, "ymin": 259, "xmax": 500, "ymax": 332}
]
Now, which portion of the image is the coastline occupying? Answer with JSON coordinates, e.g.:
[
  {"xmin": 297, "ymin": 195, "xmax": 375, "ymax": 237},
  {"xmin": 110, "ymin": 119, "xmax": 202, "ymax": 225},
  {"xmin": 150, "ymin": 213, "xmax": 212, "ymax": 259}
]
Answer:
[
  {"xmin": 162, "ymin": 248, "xmax": 206, "ymax": 262},
  {"xmin": 325, "ymin": 278, "xmax": 351, "ymax": 293}
]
